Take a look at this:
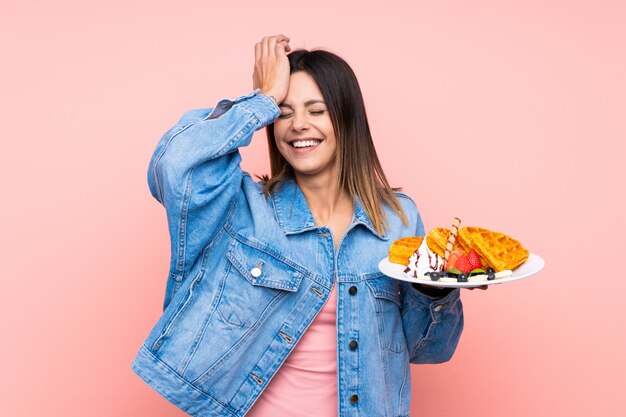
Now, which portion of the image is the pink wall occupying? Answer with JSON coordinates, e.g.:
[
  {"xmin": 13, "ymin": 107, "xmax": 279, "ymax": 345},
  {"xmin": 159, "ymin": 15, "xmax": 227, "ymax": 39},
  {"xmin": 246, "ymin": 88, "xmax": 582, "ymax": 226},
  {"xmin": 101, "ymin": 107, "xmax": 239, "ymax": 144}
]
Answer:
[{"xmin": 1, "ymin": 1, "xmax": 624, "ymax": 416}]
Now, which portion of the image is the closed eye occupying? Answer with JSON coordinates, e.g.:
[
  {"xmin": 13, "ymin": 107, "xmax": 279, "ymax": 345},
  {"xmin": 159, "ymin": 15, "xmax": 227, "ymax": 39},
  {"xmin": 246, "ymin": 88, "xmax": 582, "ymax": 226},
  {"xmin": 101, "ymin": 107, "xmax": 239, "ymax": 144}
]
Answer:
[{"xmin": 278, "ymin": 110, "xmax": 326, "ymax": 119}]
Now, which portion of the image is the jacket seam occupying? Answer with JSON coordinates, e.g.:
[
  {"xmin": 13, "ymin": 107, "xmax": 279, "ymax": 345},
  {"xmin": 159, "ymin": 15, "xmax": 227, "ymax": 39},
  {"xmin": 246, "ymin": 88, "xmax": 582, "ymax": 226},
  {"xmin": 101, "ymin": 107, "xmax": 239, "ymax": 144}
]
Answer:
[
  {"xmin": 215, "ymin": 117, "xmax": 258, "ymax": 159},
  {"xmin": 398, "ymin": 357, "xmax": 409, "ymax": 417},
  {"xmin": 376, "ymin": 313, "xmax": 393, "ymax": 416},
  {"xmin": 175, "ymin": 165, "xmax": 194, "ymax": 274},
  {"xmin": 151, "ymin": 121, "xmax": 195, "ymax": 203},
  {"xmin": 152, "ymin": 270, "xmax": 204, "ymax": 351}
]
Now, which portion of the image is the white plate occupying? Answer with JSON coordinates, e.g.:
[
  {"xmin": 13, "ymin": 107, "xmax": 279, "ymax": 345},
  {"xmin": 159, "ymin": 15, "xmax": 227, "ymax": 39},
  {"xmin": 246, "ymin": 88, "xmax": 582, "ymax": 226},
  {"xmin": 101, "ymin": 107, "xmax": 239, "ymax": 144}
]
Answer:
[{"xmin": 378, "ymin": 253, "xmax": 545, "ymax": 288}]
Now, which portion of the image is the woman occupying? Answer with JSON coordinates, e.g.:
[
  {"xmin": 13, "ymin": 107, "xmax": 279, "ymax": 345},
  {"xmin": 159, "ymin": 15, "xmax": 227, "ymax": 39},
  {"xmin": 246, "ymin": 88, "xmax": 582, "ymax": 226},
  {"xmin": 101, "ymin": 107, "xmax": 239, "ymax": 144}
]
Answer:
[{"xmin": 132, "ymin": 34, "xmax": 463, "ymax": 417}]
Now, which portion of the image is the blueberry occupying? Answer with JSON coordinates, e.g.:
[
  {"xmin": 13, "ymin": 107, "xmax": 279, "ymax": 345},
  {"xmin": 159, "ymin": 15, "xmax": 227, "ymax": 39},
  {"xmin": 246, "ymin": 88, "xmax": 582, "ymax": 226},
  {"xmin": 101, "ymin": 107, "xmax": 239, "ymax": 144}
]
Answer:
[
  {"xmin": 486, "ymin": 267, "xmax": 495, "ymax": 274},
  {"xmin": 487, "ymin": 271, "xmax": 496, "ymax": 281},
  {"xmin": 458, "ymin": 273, "xmax": 468, "ymax": 282},
  {"xmin": 429, "ymin": 272, "xmax": 441, "ymax": 281}
]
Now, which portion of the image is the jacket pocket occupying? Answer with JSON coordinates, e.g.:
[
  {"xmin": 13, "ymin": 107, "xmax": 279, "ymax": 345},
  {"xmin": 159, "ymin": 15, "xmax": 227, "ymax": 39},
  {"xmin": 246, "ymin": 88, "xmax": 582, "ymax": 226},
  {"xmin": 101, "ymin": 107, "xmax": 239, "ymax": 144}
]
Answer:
[
  {"xmin": 184, "ymin": 240, "xmax": 305, "ymax": 389},
  {"xmin": 366, "ymin": 275, "xmax": 407, "ymax": 353},
  {"xmin": 216, "ymin": 239, "xmax": 304, "ymax": 328}
]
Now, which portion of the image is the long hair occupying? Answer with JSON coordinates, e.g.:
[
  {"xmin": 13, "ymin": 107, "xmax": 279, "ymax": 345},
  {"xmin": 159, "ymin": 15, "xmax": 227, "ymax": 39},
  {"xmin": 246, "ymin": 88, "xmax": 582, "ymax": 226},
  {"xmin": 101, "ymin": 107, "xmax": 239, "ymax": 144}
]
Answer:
[{"xmin": 261, "ymin": 49, "xmax": 408, "ymax": 235}]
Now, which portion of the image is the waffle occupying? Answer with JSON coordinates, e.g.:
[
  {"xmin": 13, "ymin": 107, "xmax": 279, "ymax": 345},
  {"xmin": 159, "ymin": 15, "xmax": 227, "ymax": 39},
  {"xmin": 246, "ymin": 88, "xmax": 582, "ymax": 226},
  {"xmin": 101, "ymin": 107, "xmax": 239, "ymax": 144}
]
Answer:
[
  {"xmin": 457, "ymin": 227, "xmax": 529, "ymax": 272},
  {"xmin": 388, "ymin": 236, "xmax": 424, "ymax": 266},
  {"xmin": 426, "ymin": 228, "xmax": 454, "ymax": 258}
]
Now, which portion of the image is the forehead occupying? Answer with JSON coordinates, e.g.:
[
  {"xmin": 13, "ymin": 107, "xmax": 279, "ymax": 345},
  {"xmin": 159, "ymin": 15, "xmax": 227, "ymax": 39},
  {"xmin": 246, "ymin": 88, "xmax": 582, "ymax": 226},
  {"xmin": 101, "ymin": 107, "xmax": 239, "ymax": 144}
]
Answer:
[{"xmin": 283, "ymin": 72, "xmax": 324, "ymax": 104}]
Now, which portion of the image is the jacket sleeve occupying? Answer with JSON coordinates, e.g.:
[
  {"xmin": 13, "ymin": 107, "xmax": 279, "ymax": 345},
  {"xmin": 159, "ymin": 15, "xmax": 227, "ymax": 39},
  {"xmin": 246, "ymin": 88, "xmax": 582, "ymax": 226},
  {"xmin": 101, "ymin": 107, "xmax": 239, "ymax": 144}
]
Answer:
[
  {"xmin": 398, "ymin": 207, "xmax": 464, "ymax": 364},
  {"xmin": 147, "ymin": 90, "xmax": 279, "ymax": 310}
]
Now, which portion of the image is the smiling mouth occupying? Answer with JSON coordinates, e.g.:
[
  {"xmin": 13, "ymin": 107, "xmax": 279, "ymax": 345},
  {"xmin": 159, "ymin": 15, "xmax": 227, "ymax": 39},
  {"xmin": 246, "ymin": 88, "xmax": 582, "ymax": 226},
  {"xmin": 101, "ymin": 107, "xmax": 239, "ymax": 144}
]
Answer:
[{"xmin": 290, "ymin": 139, "xmax": 322, "ymax": 148}]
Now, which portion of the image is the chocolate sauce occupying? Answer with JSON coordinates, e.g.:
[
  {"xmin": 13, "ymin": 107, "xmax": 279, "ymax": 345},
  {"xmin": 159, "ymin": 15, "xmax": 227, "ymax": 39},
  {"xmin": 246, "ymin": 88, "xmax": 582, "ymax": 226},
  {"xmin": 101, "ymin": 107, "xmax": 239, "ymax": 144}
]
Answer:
[{"xmin": 427, "ymin": 252, "xmax": 441, "ymax": 271}]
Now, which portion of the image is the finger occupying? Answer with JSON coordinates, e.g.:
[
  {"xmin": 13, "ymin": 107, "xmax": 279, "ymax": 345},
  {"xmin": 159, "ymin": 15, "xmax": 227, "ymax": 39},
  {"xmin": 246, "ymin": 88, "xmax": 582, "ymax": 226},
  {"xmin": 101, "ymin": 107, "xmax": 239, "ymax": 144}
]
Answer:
[
  {"xmin": 268, "ymin": 34, "xmax": 290, "ymax": 55},
  {"xmin": 267, "ymin": 36, "xmax": 279, "ymax": 58},
  {"xmin": 254, "ymin": 42, "xmax": 261, "ymax": 62},
  {"xmin": 275, "ymin": 41, "xmax": 288, "ymax": 56},
  {"xmin": 277, "ymin": 39, "xmax": 291, "ymax": 54},
  {"xmin": 262, "ymin": 36, "xmax": 271, "ymax": 58},
  {"xmin": 468, "ymin": 285, "xmax": 488, "ymax": 290},
  {"xmin": 264, "ymin": 34, "xmax": 289, "ymax": 44},
  {"xmin": 272, "ymin": 34, "xmax": 290, "ymax": 45}
]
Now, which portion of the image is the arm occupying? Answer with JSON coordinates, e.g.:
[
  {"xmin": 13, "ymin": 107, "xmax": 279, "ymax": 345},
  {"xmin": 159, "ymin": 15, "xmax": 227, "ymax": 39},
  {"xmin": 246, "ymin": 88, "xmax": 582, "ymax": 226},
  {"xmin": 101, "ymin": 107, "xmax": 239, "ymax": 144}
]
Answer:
[
  {"xmin": 149, "ymin": 91, "xmax": 279, "ymax": 309},
  {"xmin": 399, "ymin": 205, "xmax": 464, "ymax": 363},
  {"xmin": 149, "ymin": 35, "xmax": 292, "ymax": 310}
]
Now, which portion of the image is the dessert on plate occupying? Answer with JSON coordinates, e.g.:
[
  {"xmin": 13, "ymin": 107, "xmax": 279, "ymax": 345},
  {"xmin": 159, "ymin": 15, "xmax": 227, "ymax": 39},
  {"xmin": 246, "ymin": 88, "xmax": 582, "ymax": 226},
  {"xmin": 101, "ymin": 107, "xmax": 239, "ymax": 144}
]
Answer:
[{"xmin": 388, "ymin": 218, "xmax": 529, "ymax": 283}]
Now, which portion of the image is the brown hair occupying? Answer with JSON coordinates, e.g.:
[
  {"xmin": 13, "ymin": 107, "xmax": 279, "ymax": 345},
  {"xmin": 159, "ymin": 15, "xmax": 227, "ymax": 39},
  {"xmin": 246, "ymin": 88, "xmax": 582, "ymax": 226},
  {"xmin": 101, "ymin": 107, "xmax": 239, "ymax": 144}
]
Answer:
[{"xmin": 261, "ymin": 49, "xmax": 408, "ymax": 235}]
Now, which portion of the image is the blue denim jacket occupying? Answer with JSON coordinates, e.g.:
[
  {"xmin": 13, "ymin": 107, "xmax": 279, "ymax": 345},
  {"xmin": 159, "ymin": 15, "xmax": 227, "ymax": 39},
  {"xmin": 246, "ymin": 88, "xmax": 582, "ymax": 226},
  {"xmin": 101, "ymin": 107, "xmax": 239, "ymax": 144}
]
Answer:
[{"xmin": 131, "ymin": 89, "xmax": 464, "ymax": 417}]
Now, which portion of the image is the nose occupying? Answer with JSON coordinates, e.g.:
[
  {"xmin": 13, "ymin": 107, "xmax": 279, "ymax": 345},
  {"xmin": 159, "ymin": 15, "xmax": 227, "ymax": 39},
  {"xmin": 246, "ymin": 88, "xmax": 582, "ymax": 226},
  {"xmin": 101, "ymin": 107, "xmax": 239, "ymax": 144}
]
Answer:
[{"xmin": 291, "ymin": 110, "xmax": 310, "ymax": 131}]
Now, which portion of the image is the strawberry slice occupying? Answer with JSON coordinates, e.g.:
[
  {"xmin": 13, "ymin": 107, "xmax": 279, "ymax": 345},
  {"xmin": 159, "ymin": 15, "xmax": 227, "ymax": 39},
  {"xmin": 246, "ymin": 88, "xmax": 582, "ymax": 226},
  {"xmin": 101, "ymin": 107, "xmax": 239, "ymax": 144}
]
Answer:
[
  {"xmin": 445, "ymin": 249, "xmax": 464, "ymax": 270},
  {"xmin": 454, "ymin": 255, "xmax": 473, "ymax": 274},
  {"xmin": 467, "ymin": 249, "xmax": 482, "ymax": 270}
]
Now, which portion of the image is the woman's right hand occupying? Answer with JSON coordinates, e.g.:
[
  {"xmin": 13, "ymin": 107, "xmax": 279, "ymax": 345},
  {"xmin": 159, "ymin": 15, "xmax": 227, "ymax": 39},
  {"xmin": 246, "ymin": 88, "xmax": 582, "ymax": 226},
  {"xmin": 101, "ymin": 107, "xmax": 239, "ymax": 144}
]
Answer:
[{"xmin": 252, "ymin": 35, "xmax": 291, "ymax": 104}]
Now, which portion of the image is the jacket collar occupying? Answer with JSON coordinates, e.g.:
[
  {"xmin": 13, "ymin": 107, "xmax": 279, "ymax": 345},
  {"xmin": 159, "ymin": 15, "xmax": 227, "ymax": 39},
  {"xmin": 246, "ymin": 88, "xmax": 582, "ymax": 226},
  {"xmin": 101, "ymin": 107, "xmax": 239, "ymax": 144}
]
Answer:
[{"xmin": 270, "ymin": 177, "xmax": 389, "ymax": 240}]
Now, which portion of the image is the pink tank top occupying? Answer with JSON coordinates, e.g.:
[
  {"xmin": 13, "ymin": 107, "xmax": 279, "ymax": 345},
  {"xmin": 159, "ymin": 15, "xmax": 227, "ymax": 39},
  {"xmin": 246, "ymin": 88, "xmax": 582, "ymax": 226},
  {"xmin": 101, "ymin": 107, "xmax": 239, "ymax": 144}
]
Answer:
[{"xmin": 246, "ymin": 285, "xmax": 338, "ymax": 417}]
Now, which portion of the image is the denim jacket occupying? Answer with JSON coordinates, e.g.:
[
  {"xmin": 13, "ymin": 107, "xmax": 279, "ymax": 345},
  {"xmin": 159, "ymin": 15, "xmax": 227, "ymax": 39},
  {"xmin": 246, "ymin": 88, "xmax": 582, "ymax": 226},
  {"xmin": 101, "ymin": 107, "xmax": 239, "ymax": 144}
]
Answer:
[{"xmin": 131, "ymin": 89, "xmax": 464, "ymax": 417}]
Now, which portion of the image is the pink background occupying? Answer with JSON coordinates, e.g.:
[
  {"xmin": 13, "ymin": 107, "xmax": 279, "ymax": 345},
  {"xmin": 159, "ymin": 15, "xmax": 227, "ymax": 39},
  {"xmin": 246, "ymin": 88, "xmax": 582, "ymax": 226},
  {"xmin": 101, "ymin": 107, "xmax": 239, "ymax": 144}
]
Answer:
[{"xmin": 1, "ymin": 0, "xmax": 625, "ymax": 416}]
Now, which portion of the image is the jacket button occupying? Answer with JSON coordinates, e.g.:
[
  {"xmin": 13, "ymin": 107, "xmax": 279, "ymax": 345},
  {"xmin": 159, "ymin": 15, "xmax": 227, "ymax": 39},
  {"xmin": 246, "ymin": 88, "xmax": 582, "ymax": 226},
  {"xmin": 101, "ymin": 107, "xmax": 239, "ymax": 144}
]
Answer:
[
  {"xmin": 348, "ymin": 285, "xmax": 357, "ymax": 295},
  {"xmin": 349, "ymin": 340, "xmax": 358, "ymax": 350},
  {"xmin": 350, "ymin": 394, "xmax": 359, "ymax": 404},
  {"xmin": 251, "ymin": 261, "xmax": 263, "ymax": 278}
]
